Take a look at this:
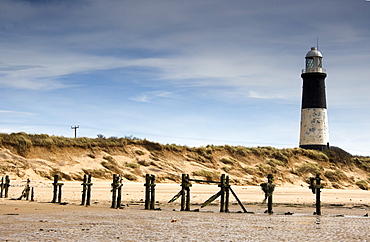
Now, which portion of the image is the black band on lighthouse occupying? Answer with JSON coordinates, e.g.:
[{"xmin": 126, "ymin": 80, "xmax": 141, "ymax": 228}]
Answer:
[{"xmin": 301, "ymin": 72, "xmax": 327, "ymax": 109}]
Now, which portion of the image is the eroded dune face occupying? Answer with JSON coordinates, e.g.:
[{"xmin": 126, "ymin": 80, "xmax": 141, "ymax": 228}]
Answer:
[{"xmin": 0, "ymin": 133, "xmax": 369, "ymax": 190}]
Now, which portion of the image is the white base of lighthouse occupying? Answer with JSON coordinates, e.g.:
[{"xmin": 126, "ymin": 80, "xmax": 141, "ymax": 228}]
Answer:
[{"xmin": 299, "ymin": 108, "xmax": 329, "ymax": 148}]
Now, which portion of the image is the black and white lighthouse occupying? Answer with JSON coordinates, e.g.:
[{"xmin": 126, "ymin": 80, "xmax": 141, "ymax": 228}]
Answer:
[{"xmin": 299, "ymin": 47, "xmax": 329, "ymax": 151}]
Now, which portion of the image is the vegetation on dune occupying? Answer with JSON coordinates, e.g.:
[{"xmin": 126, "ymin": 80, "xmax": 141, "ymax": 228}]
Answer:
[{"xmin": 0, "ymin": 132, "xmax": 369, "ymax": 189}]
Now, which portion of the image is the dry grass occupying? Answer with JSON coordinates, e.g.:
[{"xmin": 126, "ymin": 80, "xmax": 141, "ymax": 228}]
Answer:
[
  {"xmin": 191, "ymin": 170, "xmax": 219, "ymax": 181},
  {"xmin": 356, "ymin": 180, "xmax": 369, "ymax": 190},
  {"xmin": 324, "ymin": 170, "xmax": 349, "ymax": 183},
  {"xmin": 1, "ymin": 132, "xmax": 369, "ymax": 188}
]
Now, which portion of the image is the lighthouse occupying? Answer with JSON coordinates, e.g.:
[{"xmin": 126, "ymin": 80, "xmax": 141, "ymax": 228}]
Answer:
[{"xmin": 299, "ymin": 47, "xmax": 329, "ymax": 151}]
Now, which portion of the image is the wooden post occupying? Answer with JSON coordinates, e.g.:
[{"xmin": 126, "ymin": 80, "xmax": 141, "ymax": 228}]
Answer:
[
  {"xmin": 316, "ymin": 176, "xmax": 321, "ymax": 216},
  {"xmin": 267, "ymin": 192, "xmax": 273, "ymax": 214},
  {"xmin": 185, "ymin": 174, "xmax": 191, "ymax": 211},
  {"xmin": 180, "ymin": 174, "xmax": 186, "ymax": 211},
  {"xmin": 267, "ymin": 174, "xmax": 273, "ymax": 214},
  {"xmin": 52, "ymin": 175, "xmax": 58, "ymax": 203},
  {"xmin": 310, "ymin": 174, "xmax": 322, "ymax": 215},
  {"xmin": 219, "ymin": 174, "xmax": 225, "ymax": 212},
  {"xmin": 225, "ymin": 175, "xmax": 230, "ymax": 213},
  {"xmin": 25, "ymin": 179, "xmax": 30, "ymax": 200},
  {"xmin": 17, "ymin": 178, "xmax": 31, "ymax": 200},
  {"xmin": 111, "ymin": 174, "xmax": 118, "ymax": 208},
  {"xmin": 81, "ymin": 174, "xmax": 87, "ymax": 205},
  {"xmin": 31, "ymin": 187, "xmax": 34, "ymax": 201},
  {"xmin": 57, "ymin": 183, "xmax": 63, "ymax": 204},
  {"xmin": 0, "ymin": 177, "xmax": 4, "ymax": 198},
  {"xmin": 261, "ymin": 174, "xmax": 275, "ymax": 214},
  {"xmin": 111, "ymin": 174, "xmax": 122, "ymax": 209},
  {"xmin": 150, "ymin": 175, "xmax": 156, "ymax": 210},
  {"xmin": 117, "ymin": 176, "xmax": 122, "ymax": 209},
  {"xmin": 144, "ymin": 174, "xmax": 150, "ymax": 210},
  {"xmin": 4, "ymin": 175, "xmax": 10, "ymax": 198},
  {"xmin": 86, "ymin": 175, "xmax": 92, "ymax": 206}
]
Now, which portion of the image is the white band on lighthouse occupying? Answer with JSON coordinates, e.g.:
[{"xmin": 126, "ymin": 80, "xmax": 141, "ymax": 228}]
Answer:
[{"xmin": 299, "ymin": 108, "xmax": 329, "ymax": 146}]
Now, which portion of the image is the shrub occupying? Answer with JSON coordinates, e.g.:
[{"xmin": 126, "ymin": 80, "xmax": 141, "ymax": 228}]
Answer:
[
  {"xmin": 82, "ymin": 169, "xmax": 110, "ymax": 178},
  {"xmin": 256, "ymin": 163, "xmax": 276, "ymax": 175},
  {"xmin": 271, "ymin": 151, "xmax": 289, "ymax": 163},
  {"xmin": 303, "ymin": 149, "xmax": 329, "ymax": 161},
  {"xmin": 242, "ymin": 166, "xmax": 257, "ymax": 175},
  {"xmin": 356, "ymin": 180, "xmax": 369, "ymax": 190},
  {"xmin": 103, "ymin": 156, "xmax": 114, "ymax": 162},
  {"xmin": 137, "ymin": 159, "xmax": 151, "ymax": 166},
  {"xmin": 101, "ymin": 161, "xmax": 122, "ymax": 174},
  {"xmin": 125, "ymin": 163, "xmax": 138, "ymax": 169},
  {"xmin": 222, "ymin": 166, "xmax": 233, "ymax": 172},
  {"xmin": 220, "ymin": 157, "xmax": 235, "ymax": 165},
  {"xmin": 324, "ymin": 170, "xmax": 348, "ymax": 182},
  {"xmin": 123, "ymin": 173, "xmax": 137, "ymax": 181},
  {"xmin": 149, "ymin": 154, "xmax": 161, "ymax": 161},
  {"xmin": 354, "ymin": 158, "xmax": 370, "ymax": 172},
  {"xmin": 87, "ymin": 153, "xmax": 96, "ymax": 159},
  {"xmin": 134, "ymin": 149, "xmax": 145, "ymax": 156},
  {"xmin": 49, "ymin": 168, "xmax": 71, "ymax": 180},
  {"xmin": 191, "ymin": 170, "xmax": 219, "ymax": 181},
  {"xmin": 267, "ymin": 159, "xmax": 286, "ymax": 167},
  {"xmin": 295, "ymin": 163, "xmax": 323, "ymax": 175}
]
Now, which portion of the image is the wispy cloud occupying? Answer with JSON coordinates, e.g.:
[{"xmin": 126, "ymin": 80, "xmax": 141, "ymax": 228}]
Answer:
[
  {"xmin": 0, "ymin": 110, "xmax": 34, "ymax": 116},
  {"xmin": 130, "ymin": 91, "xmax": 172, "ymax": 103}
]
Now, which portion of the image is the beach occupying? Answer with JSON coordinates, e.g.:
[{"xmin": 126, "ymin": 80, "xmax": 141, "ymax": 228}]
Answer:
[{"xmin": 1, "ymin": 180, "xmax": 369, "ymax": 241}]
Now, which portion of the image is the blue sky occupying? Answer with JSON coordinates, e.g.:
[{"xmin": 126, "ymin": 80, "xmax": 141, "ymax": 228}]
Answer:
[{"xmin": 1, "ymin": 0, "xmax": 370, "ymax": 155}]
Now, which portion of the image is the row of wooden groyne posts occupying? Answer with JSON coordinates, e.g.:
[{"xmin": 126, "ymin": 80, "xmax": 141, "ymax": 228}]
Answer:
[{"xmin": 0, "ymin": 173, "xmax": 324, "ymax": 215}]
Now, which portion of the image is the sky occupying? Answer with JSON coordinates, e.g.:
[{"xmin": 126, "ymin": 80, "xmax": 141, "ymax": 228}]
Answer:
[{"xmin": 1, "ymin": 0, "xmax": 370, "ymax": 156}]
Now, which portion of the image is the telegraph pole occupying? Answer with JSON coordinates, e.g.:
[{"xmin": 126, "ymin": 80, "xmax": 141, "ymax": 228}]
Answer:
[{"xmin": 71, "ymin": 125, "xmax": 79, "ymax": 138}]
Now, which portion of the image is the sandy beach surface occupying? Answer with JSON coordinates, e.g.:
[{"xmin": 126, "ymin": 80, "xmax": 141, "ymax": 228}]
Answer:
[{"xmin": 1, "ymin": 180, "xmax": 369, "ymax": 241}]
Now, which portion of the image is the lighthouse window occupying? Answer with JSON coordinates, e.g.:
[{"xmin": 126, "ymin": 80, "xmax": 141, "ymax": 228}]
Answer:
[
  {"xmin": 318, "ymin": 58, "xmax": 322, "ymax": 68},
  {"xmin": 306, "ymin": 58, "xmax": 314, "ymax": 68}
]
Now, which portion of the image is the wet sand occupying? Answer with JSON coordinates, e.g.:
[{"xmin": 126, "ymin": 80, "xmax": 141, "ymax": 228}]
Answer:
[{"xmin": 1, "ymin": 181, "xmax": 369, "ymax": 241}]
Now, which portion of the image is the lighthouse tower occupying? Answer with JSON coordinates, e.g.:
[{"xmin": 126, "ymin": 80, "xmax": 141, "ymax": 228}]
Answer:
[{"xmin": 299, "ymin": 47, "xmax": 329, "ymax": 151}]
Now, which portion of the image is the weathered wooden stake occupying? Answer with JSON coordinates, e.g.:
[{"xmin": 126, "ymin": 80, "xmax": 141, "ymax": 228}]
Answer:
[
  {"xmin": 0, "ymin": 177, "xmax": 4, "ymax": 198},
  {"xmin": 111, "ymin": 174, "xmax": 122, "ymax": 208},
  {"xmin": 86, "ymin": 175, "xmax": 92, "ymax": 206},
  {"xmin": 57, "ymin": 182, "xmax": 63, "ymax": 203},
  {"xmin": 51, "ymin": 175, "xmax": 64, "ymax": 204},
  {"xmin": 81, "ymin": 174, "xmax": 93, "ymax": 206},
  {"xmin": 81, "ymin": 174, "xmax": 87, "ymax": 205},
  {"xmin": 225, "ymin": 175, "xmax": 230, "ymax": 213},
  {"xmin": 5, "ymin": 175, "xmax": 10, "ymax": 198},
  {"xmin": 31, "ymin": 187, "xmax": 34, "ymax": 201},
  {"xmin": 144, "ymin": 174, "xmax": 156, "ymax": 210},
  {"xmin": 261, "ymin": 174, "xmax": 275, "ymax": 214},
  {"xmin": 52, "ymin": 175, "xmax": 58, "ymax": 203},
  {"xmin": 18, "ymin": 179, "xmax": 31, "ymax": 200},
  {"xmin": 180, "ymin": 174, "xmax": 186, "ymax": 211},
  {"xmin": 111, "ymin": 174, "xmax": 117, "ymax": 208},
  {"xmin": 309, "ymin": 174, "xmax": 323, "ymax": 215},
  {"xmin": 220, "ymin": 174, "xmax": 226, "ymax": 212},
  {"xmin": 219, "ymin": 174, "xmax": 230, "ymax": 213},
  {"xmin": 117, "ymin": 177, "xmax": 122, "ymax": 209},
  {"xmin": 180, "ymin": 174, "xmax": 192, "ymax": 211},
  {"xmin": 150, "ymin": 175, "xmax": 156, "ymax": 210},
  {"xmin": 185, "ymin": 174, "xmax": 191, "ymax": 211},
  {"xmin": 144, "ymin": 174, "xmax": 151, "ymax": 210},
  {"xmin": 169, "ymin": 174, "xmax": 192, "ymax": 211}
]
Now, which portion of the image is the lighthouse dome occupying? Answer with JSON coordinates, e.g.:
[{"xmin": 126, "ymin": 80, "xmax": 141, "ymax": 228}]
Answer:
[{"xmin": 306, "ymin": 47, "xmax": 322, "ymax": 58}]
